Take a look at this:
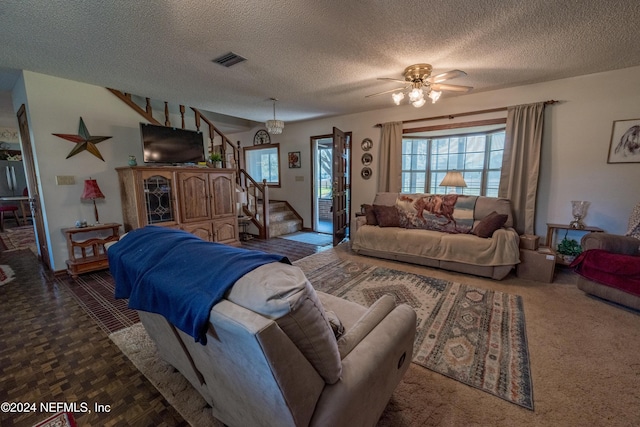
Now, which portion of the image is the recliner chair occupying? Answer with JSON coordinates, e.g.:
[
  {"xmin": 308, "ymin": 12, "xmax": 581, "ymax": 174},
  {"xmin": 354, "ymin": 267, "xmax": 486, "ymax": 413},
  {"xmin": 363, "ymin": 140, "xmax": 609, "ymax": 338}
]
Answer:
[{"xmin": 112, "ymin": 241, "xmax": 417, "ymax": 427}]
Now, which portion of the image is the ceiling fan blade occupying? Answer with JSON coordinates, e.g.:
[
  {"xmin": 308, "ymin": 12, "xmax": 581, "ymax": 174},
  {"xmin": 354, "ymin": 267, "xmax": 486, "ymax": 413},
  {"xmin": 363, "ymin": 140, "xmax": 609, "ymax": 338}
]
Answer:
[
  {"xmin": 427, "ymin": 69, "xmax": 467, "ymax": 83},
  {"xmin": 377, "ymin": 77, "xmax": 408, "ymax": 84},
  {"xmin": 365, "ymin": 87, "xmax": 408, "ymax": 98},
  {"xmin": 430, "ymin": 83, "xmax": 473, "ymax": 92}
]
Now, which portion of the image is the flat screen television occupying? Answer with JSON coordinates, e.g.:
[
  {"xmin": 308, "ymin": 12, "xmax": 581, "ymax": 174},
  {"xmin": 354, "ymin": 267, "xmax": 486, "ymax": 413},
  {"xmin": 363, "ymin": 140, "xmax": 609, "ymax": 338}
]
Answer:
[{"xmin": 140, "ymin": 123, "xmax": 205, "ymax": 164}]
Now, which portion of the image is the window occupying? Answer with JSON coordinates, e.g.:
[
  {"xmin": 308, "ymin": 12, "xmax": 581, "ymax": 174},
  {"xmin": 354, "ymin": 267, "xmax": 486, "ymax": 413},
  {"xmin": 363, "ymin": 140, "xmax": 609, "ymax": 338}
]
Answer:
[
  {"xmin": 401, "ymin": 130, "xmax": 504, "ymax": 196},
  {"xmin": 244, "ymin": 144, "xmax": 281, "ymax": 187}
]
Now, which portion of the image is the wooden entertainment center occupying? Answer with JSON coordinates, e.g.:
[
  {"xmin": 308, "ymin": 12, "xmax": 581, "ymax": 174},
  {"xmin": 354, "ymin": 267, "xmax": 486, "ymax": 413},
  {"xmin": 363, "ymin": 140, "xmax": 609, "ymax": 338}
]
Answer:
[{"xmin": 116, "ymin": 166, "xmax": 239, "ymax": 246}]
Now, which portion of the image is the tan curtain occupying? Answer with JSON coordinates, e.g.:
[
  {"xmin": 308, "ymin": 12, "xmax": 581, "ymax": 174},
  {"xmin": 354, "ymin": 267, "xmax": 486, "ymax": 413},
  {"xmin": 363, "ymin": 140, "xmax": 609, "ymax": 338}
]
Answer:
[
  {"xmin": 498, "ymin": 102, "xmax": 545, "ymax": 235},
  {"xmin": 378, "ymin": 121, "xmax": 403, "ymax": 192}
]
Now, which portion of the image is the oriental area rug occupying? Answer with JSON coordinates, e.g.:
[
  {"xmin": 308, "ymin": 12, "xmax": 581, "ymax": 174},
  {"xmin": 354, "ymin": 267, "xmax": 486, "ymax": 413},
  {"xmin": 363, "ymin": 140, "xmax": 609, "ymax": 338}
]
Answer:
[
  {"xmin": 0, "ymin": 225, "xmax": 37, "ymax": 255},
  {"xmin": 110, "ymin": 247, "xmax": 533, "ymax": 427},
  {"xmin": 303, "ymin": 256, "xmax": 533, "ymax": 410}
]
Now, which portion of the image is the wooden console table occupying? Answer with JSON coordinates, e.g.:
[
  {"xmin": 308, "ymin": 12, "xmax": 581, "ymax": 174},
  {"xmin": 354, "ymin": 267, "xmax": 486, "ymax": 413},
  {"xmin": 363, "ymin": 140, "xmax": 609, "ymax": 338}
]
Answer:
[
  {"xmin": 62, "ymin": 222, "xmax": 121, "ymax": 279},
  {"xmin": 545, "ymin": 223, "xmax": 604, "ymax": 266}
]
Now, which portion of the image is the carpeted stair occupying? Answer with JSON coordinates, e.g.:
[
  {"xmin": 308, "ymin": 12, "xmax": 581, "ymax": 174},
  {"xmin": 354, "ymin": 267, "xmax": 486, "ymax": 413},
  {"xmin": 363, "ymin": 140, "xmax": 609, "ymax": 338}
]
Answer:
[{"xmin": 258, "ymin": 201, "xmax": 302, "ymax": 238}]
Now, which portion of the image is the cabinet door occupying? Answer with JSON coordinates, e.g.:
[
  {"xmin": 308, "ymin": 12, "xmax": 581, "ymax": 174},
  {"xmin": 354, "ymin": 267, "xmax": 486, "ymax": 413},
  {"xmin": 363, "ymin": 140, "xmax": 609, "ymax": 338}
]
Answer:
[
  {"xmin": 140, "ymin": 170, "xmax": 178, "ymax": 226},
  {"xmin": 182, "ymin": 221, "xmax": 214, "ymax": 242},
  {"xmin": 210, "ymin": 173, "xmax": 235, "ymax": 217},
  {"xmin": 178, "ymin": 172, "xmax": 211, "ymax": 223},
  {"xmin": 213, "ymin": 217, "xmax": 238, "ymax": 244}
]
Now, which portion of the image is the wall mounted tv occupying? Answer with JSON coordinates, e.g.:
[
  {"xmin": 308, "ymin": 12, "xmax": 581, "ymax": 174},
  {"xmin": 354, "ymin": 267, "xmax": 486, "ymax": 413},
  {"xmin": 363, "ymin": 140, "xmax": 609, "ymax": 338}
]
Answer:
[{"xmin": 141, "ymin": 123, "xmax": 205, "ymax": 164}]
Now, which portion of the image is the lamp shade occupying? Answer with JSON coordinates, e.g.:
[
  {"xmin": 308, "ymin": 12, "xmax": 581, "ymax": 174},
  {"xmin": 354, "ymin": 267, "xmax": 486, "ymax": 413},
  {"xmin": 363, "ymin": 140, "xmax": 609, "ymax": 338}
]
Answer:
[
  {"xmin": 81, "ymin": 179, "xmax": 105, "ymax": 200},
  {"xmin": 439, "ymin": 171, "xmax": 467, "ymax": 188}
]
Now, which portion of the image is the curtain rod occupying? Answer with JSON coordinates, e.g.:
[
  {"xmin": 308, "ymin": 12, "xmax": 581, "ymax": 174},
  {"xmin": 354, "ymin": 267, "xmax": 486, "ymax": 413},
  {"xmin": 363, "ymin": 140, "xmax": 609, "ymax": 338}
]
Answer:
[{"xmin": 374, "ymin": 100, "xmax": 558, "ymax": 127}]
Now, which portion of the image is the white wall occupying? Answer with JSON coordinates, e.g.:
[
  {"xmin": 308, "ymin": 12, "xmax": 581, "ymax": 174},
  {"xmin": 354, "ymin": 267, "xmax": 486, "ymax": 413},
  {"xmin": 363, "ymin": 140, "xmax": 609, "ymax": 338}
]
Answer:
[
  {"xmin": 231, "ymin": 66, "xmax": 640, "ymax": 242},
  {"xmin": 11, "ymin": 66, "xmax": 640, "ymax": 271},
  {"xmin": 13, "ymin": 71, "xmax": 232, "ymax": 271}
]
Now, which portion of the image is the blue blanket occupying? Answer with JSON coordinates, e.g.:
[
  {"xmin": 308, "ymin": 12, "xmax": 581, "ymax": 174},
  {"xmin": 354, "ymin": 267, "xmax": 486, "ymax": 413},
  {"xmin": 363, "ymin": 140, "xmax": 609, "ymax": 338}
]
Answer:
[{"xmin": 108, "ymin": 226, "xmax": 289, "ymax": 343}]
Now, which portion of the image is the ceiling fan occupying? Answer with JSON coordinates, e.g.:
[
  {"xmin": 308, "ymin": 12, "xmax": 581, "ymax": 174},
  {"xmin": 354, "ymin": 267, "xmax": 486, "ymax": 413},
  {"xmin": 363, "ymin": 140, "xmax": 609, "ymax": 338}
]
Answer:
[{"xmin": 366, "ymin": 63, "xmax": 472, "ymax": 107}]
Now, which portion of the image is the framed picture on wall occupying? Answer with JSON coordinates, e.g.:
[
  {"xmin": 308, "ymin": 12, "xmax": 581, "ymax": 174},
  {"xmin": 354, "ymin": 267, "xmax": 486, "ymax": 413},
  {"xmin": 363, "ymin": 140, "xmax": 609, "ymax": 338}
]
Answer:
[
  {"xmin": 607, "ymin": 118, "xmax": 640, "ymax": 163},
  {"xmin": 288, "ymin": 151, "xmax": 301, "ymax": 168}
]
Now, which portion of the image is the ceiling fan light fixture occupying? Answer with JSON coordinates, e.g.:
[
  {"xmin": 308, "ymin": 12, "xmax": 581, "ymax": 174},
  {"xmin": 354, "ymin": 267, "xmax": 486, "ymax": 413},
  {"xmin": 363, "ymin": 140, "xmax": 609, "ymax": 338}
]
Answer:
[
  {"xmin": 428, "ymin": 90, "xmax": 442, "ymax": 103},
  {"xmin": 392, "ymin": 92, "xmax": 405, "ymax": 105},
  {"xmin": 408, "ymin": 88, "xmax": 424, "ymax": 102},
  {"xmin": 265, "ymin": 98, "xmax": 284, "ymax": 134},
  {"xmin": 412, "ymin": 98, "xmax": 426, "ymax": 108}
]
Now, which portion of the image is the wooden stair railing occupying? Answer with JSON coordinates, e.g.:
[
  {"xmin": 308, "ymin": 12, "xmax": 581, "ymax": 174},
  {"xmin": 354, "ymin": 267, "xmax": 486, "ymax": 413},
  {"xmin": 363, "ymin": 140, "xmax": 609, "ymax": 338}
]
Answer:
[
  {"xmin": 239, "ymin": 170, "xmax": 269, "ymax": 239},
  {"xmin": 109, "ymin": 88, "xmax": 271, "ymax": 235},
  {"xmin": 191, "ymin": 107, "xmax": 241, "ymax": 180}
]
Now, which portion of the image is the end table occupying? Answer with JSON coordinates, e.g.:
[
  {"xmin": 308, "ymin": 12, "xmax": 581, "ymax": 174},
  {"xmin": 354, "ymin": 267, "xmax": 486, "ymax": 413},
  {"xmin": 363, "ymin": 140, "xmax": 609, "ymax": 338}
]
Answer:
[{"xmin": 62, "ymin": 222, "xmax": 121, "ymax": 279}]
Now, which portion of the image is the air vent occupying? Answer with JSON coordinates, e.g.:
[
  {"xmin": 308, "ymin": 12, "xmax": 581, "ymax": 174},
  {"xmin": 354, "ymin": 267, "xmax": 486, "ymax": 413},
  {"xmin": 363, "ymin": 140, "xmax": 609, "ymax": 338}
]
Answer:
[{"xmin": 212, "ymin": 52, "xmax": 247, "ymax": 67}]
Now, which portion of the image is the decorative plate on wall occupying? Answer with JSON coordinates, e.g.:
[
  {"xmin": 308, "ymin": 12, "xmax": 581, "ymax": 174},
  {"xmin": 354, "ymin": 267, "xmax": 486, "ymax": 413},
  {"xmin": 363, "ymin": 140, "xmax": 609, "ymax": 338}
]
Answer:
[
  {"xmin": 361, "ymin": 152, "xmax": 373, "ymax": 166},
  {"xmin": 361, "ymin": 167, "xmax": 372, "ymax": 179},
  {"xmin": 361, "ymin": 138, "xmax": 372, "ymax": 151}
]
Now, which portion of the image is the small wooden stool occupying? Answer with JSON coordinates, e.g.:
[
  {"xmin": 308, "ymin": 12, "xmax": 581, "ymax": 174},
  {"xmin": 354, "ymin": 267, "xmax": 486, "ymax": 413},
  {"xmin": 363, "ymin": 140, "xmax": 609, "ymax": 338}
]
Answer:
[{"xmin": 0, "ymin": 205, "xmax": 19, "ymax": 231}]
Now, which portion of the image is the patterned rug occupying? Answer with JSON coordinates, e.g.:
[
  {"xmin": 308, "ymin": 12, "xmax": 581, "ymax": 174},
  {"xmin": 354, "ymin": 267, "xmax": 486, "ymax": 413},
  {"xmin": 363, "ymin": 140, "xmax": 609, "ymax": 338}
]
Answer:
[
  {"xmin": 0, "ymin": 264, "xmax": 15, "ymax": 286},
  {"xmin": 0, "ymin": 225, "xmax": 37, "ymax": 255},
  {"xmin": 304, "ymin": 258, "xmax": 534, "ymax": 410},
  {"xmin": 32, "ymin": 411, "xmax": 77, "ymax": 427}
]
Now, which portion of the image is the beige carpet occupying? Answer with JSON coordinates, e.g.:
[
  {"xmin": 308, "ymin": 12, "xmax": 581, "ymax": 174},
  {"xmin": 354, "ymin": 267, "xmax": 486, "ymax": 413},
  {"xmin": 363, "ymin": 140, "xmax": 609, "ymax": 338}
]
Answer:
[{"xmin": 112, "ymin": 244, "xmax": 640, "ymax": 426}]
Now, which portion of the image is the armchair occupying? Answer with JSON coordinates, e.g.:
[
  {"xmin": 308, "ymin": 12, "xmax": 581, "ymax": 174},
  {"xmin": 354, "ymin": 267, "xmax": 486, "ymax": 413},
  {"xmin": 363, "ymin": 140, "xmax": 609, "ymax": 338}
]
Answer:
[{"xmin": 573, "ymin": 232, "xmax": 640, "ymax": 311}]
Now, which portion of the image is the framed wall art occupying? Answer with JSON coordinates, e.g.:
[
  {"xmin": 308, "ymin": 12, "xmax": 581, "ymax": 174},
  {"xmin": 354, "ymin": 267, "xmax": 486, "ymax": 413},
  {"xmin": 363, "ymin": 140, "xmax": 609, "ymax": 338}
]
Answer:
[
  {"xmin": 607, "ymin": 118, "xmax": 640, "ymax": 163},
  {"xmin": 288, "ymin": 151, "xmax": 301, "ymax": 168}
]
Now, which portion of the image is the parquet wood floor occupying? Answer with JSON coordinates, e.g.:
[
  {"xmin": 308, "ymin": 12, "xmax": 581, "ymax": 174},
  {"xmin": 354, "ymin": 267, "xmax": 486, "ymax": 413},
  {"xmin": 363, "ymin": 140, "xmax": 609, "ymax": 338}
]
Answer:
[{"xmin": 0, "ymin": 235, "xmax": 329, "ymax": 426}]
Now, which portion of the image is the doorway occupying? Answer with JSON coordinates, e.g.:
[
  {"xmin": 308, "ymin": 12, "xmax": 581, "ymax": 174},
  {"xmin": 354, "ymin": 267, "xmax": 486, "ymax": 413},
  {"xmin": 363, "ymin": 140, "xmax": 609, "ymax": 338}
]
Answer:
[
  {"xmin": 17, "ymin": 104, "xmax": 50, "ymax": 269},
  {"xmin": 310, "ymin": 131, "xmax": 351, "ymax": 241}
]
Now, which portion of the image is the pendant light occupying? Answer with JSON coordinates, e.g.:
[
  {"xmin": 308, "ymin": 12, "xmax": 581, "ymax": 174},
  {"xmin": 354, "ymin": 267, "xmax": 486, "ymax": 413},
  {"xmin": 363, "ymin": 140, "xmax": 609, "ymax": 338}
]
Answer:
[{"xmin": 265, "ymin": 98, "xmax": 284, "ymax": 134}]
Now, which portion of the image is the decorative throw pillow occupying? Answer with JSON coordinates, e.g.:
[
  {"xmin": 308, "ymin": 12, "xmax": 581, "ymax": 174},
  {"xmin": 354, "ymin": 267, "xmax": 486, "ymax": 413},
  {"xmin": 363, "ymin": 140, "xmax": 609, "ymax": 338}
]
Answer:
[
  {"xmin": 373, "ymin": 204, "xmax": 400, "ymax": 227},
  {"xmin": 472, "ymin": 211, "xmax": 508, "ymax": 238},
  {"xmin": 362, "ymin": 204, "xmax": 378, "ymax": 226}
]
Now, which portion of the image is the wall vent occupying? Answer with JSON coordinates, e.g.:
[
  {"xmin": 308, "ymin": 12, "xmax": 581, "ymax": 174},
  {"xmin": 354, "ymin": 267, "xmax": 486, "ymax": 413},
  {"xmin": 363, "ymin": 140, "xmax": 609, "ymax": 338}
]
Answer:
[{"xmin": 212, "ymin": 52, "xmax": 247, "ymax": 67}]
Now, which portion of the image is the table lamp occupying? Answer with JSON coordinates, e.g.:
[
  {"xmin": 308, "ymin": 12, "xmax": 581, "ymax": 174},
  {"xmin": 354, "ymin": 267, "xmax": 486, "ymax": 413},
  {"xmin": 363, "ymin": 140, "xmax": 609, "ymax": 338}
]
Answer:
[
  {"xmin": 81, "ymin": 178, "xmax": 105, "ymax": 224},
  {"xmin": 439, "ymin": 171, "xmax": 467, "ymax": 194}
]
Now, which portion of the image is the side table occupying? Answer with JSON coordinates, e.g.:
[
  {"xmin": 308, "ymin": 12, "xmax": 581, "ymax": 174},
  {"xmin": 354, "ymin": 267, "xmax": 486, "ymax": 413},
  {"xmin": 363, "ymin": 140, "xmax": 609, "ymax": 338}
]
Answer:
[
  {"xmin": 62, "ymin": 222, "xmax": 121, "ymax": 279},
  {"xmin": 545, "ymin": 223, "xmax": 604, "ymax": 266}
]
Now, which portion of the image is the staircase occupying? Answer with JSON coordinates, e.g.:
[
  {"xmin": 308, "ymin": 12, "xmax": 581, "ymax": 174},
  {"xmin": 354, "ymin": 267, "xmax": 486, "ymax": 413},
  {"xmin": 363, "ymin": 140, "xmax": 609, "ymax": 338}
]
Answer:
[
  {"xmin": 109, "ymin": 88, "xmax": 302, "ymax": 240},
  {"xmin": 257, "ymin": 201, "xmax": 302, "ymax": 238}
]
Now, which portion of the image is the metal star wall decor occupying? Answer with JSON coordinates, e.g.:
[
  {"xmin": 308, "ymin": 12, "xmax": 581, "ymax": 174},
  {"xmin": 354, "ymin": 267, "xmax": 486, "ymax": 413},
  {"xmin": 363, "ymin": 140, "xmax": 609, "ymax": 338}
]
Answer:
[{"xmin": 53, "ymin": 117, "xmax": 112, "ymax": 161}]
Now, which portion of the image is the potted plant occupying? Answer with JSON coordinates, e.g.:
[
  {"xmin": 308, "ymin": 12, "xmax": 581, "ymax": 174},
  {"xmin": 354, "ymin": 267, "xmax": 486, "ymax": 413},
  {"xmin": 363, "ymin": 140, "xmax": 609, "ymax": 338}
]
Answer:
[
  {"xmin": 556, "ymin": 233, "xmax": 582, "ymax": 263},
  {"xmin": 209, "ymin": 152, "xmax": 223, "ymax": 168}
]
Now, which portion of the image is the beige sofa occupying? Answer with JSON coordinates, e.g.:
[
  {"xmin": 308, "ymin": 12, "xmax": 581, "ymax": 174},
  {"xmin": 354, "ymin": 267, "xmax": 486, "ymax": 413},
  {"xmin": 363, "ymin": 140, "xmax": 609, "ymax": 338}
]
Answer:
[
  {"xmin": 107, "ymin": 238, "xmax": 417, "ymax": 427},
  {"xmin": 352, "ymin": 192, "xmax": 520, "ymax": 280}
]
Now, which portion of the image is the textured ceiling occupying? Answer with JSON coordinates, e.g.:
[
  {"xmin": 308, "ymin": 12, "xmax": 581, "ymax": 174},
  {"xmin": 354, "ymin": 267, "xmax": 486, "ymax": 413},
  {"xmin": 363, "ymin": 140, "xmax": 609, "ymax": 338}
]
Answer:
[{"xmin": 1, "ymin": 0, "xmax": 640, "ymax": 127}]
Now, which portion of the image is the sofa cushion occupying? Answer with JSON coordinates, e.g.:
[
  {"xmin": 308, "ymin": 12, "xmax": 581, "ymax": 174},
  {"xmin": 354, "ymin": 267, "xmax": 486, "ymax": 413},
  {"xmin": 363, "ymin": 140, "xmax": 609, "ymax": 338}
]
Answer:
[
  {"xmin": 472, "ymin": 211, "xmax": 508, "ymax": 238},
  {"xmin": 374, "ymin": 204, "xmax": 401, "ymax": 227},
  {"xmin": 226, "ymin": 262, "xmax": 342, "ymax": 384},
  {"xmin": 362, "ymin": 204, "xmax": 378, "ymax": 226}
]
